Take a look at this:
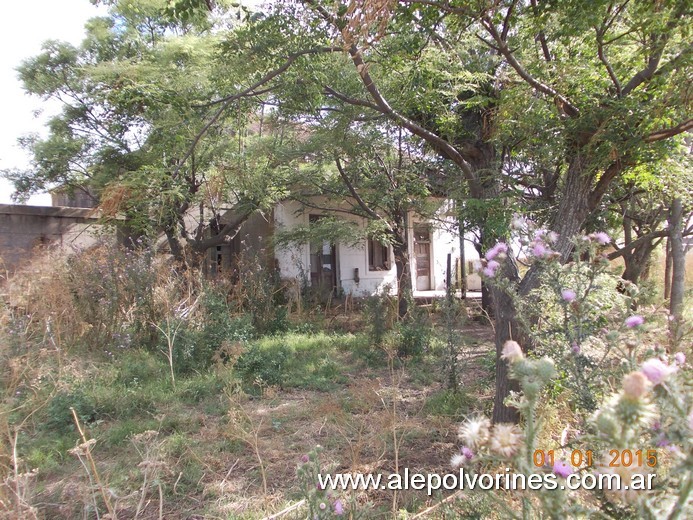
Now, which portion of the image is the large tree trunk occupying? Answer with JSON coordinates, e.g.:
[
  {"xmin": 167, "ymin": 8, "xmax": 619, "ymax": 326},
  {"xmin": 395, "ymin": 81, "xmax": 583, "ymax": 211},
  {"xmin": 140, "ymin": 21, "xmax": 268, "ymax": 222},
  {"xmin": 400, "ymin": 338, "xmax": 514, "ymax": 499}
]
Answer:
[
  {"xmin": 492, "ymin": 154, "xmax": 595, "ymax": 423},
  {"xmin": 491, "ymin": 257, "xmax": 522, "ymax": 423},
  {"xmin": 621, "ymin": 244, "xmax": 657, "ymax": 285}
]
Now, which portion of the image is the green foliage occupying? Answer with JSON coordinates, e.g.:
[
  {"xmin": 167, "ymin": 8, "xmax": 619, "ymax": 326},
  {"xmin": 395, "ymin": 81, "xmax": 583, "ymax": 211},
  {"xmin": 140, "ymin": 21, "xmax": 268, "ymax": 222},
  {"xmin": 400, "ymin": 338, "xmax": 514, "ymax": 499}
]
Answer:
[
  {"xmin": 235, "ymin": 342, "xmax": 289, "ymax": 390},
  {"xmin": 115, "ymin": 349, "xmax": 166, "ymax": 387},
  {"xmin": 423, "ymin": 389, "xmax": 473, "ymax": 420},
  {"xmin": 235, "ymin": 332, "xmax": 356, "ymax": 392},
  {"xmin": 522, "ymin": 238, "xmax": 635, "ymax": 412},
  {"xmin": 44, "ymin": 389, "xmax": 101, "ymax": 434},
  {"xmin": 362, "ymin": 288, "xmax": 396, "ymax": 347},
  {"xmin": 396, "ymin": 305, "xmax": 431, "ymax": 358}
]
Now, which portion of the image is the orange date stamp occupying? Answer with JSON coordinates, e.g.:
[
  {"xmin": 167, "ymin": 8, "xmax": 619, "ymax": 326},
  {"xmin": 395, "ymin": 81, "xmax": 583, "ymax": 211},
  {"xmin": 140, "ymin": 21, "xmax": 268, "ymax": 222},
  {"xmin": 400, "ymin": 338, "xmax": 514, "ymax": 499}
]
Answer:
[{"xmin": 533, "ymin": 449, "xmax": 658, "ymax": 468}]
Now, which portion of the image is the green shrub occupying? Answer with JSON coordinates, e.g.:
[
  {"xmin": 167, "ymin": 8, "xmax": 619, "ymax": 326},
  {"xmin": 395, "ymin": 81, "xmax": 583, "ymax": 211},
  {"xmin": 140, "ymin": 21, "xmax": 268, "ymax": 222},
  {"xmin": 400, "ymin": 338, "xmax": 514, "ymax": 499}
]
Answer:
[
  {"xmin": 157, "ymin": 295, "xmax": 255, "ymax": 375},
  {"xmin": 423, "ymin": 389, "xmax": 473, "ymax": 419},
  {"xmin": 115, "ymin": 349, "xmax": 166, "ymax": 387},
  {"xmin": 176, "ymin": 373, "xmax": 227, "ymax": 403},
  {"xmin": 236, "ymin": 342, "xmax": 289, "ymax": 389},
  {"xmin": 44, "ymin": 389, "xmax": 100, "ymax": 433},
  {"xmin": 362, "ymin": 288, "xmax": 396, "ymax": 346},
  {"xmin": 396, "ymin": 306, "xmax": 431, "ymax": 358}
]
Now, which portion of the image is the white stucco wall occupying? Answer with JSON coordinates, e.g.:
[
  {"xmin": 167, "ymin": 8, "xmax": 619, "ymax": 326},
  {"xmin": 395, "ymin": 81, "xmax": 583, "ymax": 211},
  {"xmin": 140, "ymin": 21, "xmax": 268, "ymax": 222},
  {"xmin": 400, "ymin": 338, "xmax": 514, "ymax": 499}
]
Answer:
[{"xmin": 273, "ymin": 199, "xmax": 480, "ymax": 296}]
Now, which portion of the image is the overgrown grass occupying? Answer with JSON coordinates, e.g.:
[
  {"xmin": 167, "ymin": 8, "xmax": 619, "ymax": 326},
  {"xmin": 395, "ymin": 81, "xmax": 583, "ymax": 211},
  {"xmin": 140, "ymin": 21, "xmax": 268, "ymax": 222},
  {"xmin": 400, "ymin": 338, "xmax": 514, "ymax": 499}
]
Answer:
[{"xmin": 1, "ymin": 248, "xmax": 503, "ymax": 519}]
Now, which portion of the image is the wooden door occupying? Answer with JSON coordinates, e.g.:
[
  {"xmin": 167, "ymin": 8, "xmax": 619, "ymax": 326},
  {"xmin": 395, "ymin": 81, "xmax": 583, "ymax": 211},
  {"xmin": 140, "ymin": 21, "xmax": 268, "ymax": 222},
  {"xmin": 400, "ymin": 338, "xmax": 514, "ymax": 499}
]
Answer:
[
  {"xmin": 414, "ymin": 225, "xmax": 431, "ymax": 291},
  {"xmin": 309, "ymin": 215, "xmax": 337, "ymax": 296}
]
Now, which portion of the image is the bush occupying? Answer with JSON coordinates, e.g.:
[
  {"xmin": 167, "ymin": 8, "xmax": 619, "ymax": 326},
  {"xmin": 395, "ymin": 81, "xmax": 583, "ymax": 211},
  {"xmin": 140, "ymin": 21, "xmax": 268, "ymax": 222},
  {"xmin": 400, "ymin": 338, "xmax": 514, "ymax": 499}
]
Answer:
[
  {"xmin": 154, "ymin": 285, "xmax": 256, "ymax": 375},
  {"xmin": 396, "ymin": 306, "xmax": 431, "ymax": 358},
  {"xmin": 236, "ymin": 342, "xmax": 289, "ymax": 389},
  {"xmin": 65, "ymin": 244, "xmax": 158, "ymax": 350},
  {"xmin": 228, "ymin": 252, "xmax": 289, "ymax": 335},
  {"xmin": 115, "ymin": 349, "xmax": 166, "ymax": 387},
  {"xmin": 423, "ymin": 389, "xmax": 473, "ymax": 419},
  {"xmin": 44, "ymin": 389, "xmax": 100, "ymax": 433},
  {"xmin": 362, "ymin": 288, "xmax": 396, "ymax": 347}
]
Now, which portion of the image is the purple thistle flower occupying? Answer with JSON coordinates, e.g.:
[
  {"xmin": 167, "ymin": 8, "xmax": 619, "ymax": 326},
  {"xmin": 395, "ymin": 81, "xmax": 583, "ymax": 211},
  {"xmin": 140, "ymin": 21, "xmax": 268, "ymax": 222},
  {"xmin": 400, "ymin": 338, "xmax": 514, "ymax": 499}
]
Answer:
[
  {"xmin": 553, "ymin": 460, "xmax": 572, "ymax": 478},
  {"xmin": 485, "ymin": 242, "xmax": 508, "ymax": 261},
  {"xmin": 592, "ymin": 232, "xmax": 611, "ymax": 245},
  {"xmin": 461, "ymin": 446, "xmax": 474, "ymax": 460},
  {"xmin": 674, "ymin": 352, "xmax": 686, "ymax": 365},
  {"xmin": 482, "ymin": 267, "xmax": 496, "ymax": 278},
  {"xmin": 571, "ymin": 343, "xmax": 580, "ymax": 354},
  {"xmin": 532, "ymin": 242, "xmax": 549, "ymax": 258},
  {"xmin": 655, "ymin": 435, "xmax": 670, "ymax": 448},
  {"xmin": 561, "ymin": 289, "xmax": 576, "ymax": 302},
  {"xmin": 641, "ymin": 358, "xmax": 677, "ymax": 386},
  {"xmin": 625, "ymin": 315, "xmax": 644, "ymax": 328},
  {"xmin": 334, "ymin": 499, "xmax": 344, "ymax": 515}
]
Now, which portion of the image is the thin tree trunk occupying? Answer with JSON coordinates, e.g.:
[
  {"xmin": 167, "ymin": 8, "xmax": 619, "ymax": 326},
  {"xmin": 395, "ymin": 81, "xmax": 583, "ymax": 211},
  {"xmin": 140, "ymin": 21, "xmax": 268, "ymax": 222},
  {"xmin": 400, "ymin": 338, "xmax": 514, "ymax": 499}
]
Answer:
[
  {"xmin": 669, "ymin": 198, "xmax": 685, "ymax": 321},
  {"xmin": 165, "ymin": 228, "xmax": 185, "ymax": 264},
  {"xmin": 392, "ymin": 226, "xmax": 412, "ymax": 319},
  {"xmin": 458, "ymin": 214, "xmax": 467, "ymax": 298},
  {"xmin": 664, "ymin": 238, "xmax": 673, "ymax": 300},
  {"xmin": 393, "ymin": 243, "xmax": 411, "ymax": 319}
]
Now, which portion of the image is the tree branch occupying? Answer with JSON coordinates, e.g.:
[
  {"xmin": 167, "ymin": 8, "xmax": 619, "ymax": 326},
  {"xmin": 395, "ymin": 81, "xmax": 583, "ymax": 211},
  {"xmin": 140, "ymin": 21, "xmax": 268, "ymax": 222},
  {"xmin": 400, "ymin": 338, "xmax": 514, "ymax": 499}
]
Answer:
[
  {"xmin": 607, "ymin": 229, "xmax": 670, "ymax": 260},
  {"xmin": 643, "ymin": 118, "xmax": 693, "ymax": 143},
  {"xmin": 596, "ymin": 28, "xmax": 622, "ymax": 95},
  {"xmin": 304, "ymin": 0, "xmax": 482, "ymax": 197},
  {"xmin": 620, "ymin": 1, "xmax": 687, "ymax": 96},
  {"xmin": 334, "ymin": 156, "xmax": 385, "ymax": 223},
  {"xmin": 529, "ymin": 0, "xmax": 551, "ymax": 62},
  {"xmin": 479, "ymin": 15, "xmax": 580, "ymax": 117},
  {"xmin": 172, "ymin": 47, "xmax": 338, "ymax": 179}
]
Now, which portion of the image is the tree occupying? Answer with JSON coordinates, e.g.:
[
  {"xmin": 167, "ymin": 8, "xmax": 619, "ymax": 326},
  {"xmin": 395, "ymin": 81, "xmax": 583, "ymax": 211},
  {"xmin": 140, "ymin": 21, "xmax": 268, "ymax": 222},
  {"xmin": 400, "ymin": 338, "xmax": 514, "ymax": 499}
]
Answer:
[
  {"xmin": 284, "ymin": 0, "xmax": 691, "ymax": 421},
  {"xmin": 4, "ymin": 0, "xmax": 290, "ymax": 263}
]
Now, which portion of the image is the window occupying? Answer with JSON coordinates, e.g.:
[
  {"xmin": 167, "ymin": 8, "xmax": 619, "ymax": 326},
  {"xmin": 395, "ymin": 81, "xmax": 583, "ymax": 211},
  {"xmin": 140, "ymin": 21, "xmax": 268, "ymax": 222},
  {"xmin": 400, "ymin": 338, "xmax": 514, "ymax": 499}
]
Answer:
[{"xmin": 368, "ymin": 239, "xmax": 390, "ymax": 271}]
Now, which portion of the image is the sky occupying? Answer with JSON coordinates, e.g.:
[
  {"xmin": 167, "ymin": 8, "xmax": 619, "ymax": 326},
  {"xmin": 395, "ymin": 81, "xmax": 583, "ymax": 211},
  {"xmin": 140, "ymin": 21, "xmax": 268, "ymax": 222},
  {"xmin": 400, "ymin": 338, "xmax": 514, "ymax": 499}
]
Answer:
[{"xmin": 0, "ymin": 0, "xmax": 107, "ymax": 205}]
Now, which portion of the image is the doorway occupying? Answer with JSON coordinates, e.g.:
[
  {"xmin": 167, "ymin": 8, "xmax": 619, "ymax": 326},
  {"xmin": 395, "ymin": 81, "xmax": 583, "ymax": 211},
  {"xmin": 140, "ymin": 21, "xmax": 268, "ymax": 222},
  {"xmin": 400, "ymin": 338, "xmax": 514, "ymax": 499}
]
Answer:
[
  {"xmin": 309, "ymin": 215, "xmax": 337, "ymax": 296},
  {"xmin": 414, "ymin": 224, "xmax": 431, "ymax": 291}
]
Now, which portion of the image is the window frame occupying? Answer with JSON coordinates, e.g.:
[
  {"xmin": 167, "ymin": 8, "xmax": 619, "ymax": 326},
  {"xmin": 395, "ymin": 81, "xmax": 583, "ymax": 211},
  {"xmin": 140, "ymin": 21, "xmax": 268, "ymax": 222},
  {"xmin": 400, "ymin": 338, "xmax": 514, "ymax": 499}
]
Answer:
[{"xmin": 367, "ymin": 238, "xmax": 391, "ymax": 272}]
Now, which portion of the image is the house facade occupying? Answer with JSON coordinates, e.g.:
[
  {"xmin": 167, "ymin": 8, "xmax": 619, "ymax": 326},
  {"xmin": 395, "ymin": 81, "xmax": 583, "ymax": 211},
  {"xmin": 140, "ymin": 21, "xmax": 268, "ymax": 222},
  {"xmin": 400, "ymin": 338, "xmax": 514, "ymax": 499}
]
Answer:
[{"xmin": 270, "ymin": 198, "xmax": 481, "ymax": 297}]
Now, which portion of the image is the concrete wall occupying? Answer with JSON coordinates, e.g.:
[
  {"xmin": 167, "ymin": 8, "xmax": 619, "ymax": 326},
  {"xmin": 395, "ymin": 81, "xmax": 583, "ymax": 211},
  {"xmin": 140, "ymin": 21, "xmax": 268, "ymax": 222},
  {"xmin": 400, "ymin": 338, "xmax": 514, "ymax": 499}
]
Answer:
[
  {"xmin": 0, "ymin": 204, "xmax": 110, "ymax": 276},
  {"xmin": 273, "ymin": 198, "xmax": 480, "ymax": 297}
]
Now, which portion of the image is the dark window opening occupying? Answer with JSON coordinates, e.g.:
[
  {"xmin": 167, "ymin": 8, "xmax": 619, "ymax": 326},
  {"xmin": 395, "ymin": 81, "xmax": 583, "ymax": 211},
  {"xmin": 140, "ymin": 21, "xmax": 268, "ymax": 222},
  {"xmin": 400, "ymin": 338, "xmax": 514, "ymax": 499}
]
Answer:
[{"xmin": 368, "ymin": 239, "xmax": 390, "ymax": 271}]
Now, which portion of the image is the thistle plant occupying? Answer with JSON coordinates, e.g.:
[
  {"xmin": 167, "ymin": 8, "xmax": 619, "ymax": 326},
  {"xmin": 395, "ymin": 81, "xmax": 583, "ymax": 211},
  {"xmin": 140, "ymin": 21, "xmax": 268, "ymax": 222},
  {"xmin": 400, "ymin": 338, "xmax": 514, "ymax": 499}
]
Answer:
[
  {"xmin": 451, "ymin": 343, "xmax": 692, "ymax": 519},
  {"xmin": 296, "ymin": 446, "xmax": 347, "ymax": 519},
  {"xmin": 586, "ymin": 354, "xmax": 691, "ymax": 518},
  {"xmin": 456, "ymin": 216, "xmax": 692, "ymax": 518},
  {"xmin": 451, "ymin": 342, "xmax": 566, "ymax": 519},
  {"xmin": 478, "ymin": 221, "xmax": 651, "ymax": 413}
]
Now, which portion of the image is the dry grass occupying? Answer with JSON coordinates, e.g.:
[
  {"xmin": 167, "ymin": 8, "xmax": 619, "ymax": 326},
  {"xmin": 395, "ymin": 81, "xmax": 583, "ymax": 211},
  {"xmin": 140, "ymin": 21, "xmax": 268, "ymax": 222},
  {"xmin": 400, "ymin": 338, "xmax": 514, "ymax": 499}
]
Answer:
[
  {"xmin": 0, "ymin": 247, "xmax": 498, "ymax": 519},
  {"xmin": 5, "ymin": 245, "xmax": 687, "ymax": 518}
]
